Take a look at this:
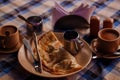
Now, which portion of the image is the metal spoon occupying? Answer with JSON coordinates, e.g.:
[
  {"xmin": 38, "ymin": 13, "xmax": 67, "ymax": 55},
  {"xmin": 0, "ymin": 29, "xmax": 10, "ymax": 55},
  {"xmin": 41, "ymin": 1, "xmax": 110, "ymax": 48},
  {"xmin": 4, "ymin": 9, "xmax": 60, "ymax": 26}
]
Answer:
[
  {"xmin": 92, "ymin": 49, "xmax": 120, "ymax": 59},
  {"xmin": 33, "ymin": 32, "xmax": 42, "ymax": 73},
  {"xmin": 23, "ymin": 38, "xmax": 42, "ymax": 72},
  {"xmin": 18, "ymin": 15, "xmax": 33, "ymax": 26},
  {"xmin": 114, "ymin": 49, "xmax": 120, "ymax": 55}
]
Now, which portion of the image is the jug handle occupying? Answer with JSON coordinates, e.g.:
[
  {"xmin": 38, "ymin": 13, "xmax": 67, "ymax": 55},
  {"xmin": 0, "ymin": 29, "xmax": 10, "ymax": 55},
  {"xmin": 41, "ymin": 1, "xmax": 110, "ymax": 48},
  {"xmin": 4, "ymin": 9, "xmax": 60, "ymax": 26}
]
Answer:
[{"xmin": 0, "ymin": 36, "xmax": 6, "ymax": 48}]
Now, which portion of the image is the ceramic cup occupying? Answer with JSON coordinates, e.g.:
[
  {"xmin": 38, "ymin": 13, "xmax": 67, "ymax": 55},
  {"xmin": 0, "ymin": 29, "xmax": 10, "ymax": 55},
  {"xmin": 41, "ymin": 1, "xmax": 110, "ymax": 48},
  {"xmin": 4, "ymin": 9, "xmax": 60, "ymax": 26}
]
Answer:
[
  {"xmin": 91, "ymin": 28, "xmax": 120, "ymax": 55},
  {"xmin": 26, "ymin": 16, "xmax": 43, "ymax": 36},
  {"xmin": 0, "ymin": 25, "xmax": 20, "ymax": 49},
  {"xmin": 63, "ymin": 30, "xmax": 84, "ymax": 55}
]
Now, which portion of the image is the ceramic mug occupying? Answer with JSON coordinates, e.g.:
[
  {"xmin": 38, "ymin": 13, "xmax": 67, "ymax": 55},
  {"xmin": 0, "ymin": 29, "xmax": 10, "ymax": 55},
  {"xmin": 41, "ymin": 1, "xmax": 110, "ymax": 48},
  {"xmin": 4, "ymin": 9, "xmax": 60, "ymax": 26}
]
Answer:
[
  {"xmin": 26, "ymin": 16, "xmax": 43, "ymax": 36},
  {"xmin": 91, "ymin": 28, "xmax": 120, "ymax": 55},
  {"xmin": 0, "ymin": 25, "xmax": 20, "ymax": 49},
  {"xmin": 63, "ymin": 30, "xmax": 84, "ymax": 55}
]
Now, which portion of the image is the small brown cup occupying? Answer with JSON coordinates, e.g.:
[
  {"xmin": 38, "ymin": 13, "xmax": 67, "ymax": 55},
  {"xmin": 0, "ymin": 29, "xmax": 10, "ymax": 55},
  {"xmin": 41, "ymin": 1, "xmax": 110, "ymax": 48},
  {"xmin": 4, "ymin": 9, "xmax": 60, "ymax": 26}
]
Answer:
[
  {"xmin": 91, "ymin": 28, "xmax": 120, "ymax": 55},
  {"xmin": 0, "ymin": 25, "xmax": 20, "ymax": 49},
  {"xmin": 26, "ymin": 16, "xmax": 43, "ymax": 36},
  {"xmin": 63, "ymin": 30, "xmax": 84, "ymax": 55}
]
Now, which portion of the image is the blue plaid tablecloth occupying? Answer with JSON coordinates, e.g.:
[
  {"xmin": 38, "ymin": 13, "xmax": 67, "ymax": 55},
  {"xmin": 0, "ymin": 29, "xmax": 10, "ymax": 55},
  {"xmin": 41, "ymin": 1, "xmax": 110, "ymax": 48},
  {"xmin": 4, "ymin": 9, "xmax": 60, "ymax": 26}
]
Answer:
[{"xmin": 0, "ymin": 0, "xmax": 120, "ymax": 80}]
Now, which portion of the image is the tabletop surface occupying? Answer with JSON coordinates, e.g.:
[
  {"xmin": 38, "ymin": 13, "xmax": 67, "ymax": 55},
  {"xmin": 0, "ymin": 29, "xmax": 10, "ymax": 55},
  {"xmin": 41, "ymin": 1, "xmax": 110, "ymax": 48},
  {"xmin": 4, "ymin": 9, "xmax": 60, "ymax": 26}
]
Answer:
[{"xmin": 0, "ymin": 0, "xmax": 120, "ymax": 80}]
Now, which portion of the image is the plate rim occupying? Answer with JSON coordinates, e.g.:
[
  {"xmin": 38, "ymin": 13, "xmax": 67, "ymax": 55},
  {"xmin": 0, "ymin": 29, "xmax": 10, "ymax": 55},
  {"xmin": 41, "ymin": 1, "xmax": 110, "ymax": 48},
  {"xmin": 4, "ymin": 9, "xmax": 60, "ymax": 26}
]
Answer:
[{"xmin": 18, "ymin": 36, "xmax": 92, "ymax": 78}]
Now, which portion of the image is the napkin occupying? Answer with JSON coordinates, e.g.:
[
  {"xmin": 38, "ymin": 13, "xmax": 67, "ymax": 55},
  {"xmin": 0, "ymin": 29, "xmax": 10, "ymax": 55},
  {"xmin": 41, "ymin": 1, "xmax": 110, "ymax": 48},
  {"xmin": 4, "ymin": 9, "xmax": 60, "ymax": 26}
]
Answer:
[{"xmin": 52, "ymin": 2, "xmax": 96, "ymax": 27}]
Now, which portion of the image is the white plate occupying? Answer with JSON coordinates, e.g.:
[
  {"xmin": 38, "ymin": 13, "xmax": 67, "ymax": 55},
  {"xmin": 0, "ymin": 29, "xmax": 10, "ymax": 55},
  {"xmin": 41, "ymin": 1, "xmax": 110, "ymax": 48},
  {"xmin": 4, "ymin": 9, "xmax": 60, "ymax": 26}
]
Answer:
[{"xmin": 18, "ymin": 32, "xmax": 92, "ymax": 78}]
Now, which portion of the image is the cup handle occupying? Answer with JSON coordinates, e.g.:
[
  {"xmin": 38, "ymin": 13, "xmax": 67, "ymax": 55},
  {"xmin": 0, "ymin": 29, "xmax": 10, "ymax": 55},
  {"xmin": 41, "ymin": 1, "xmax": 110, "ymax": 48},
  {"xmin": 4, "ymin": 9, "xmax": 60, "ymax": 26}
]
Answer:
[
  {"xmin": 1, "ymin": 39, "xmax": 5, "ymax": 48},
  {"xmin": 91, "ymin": 39, "xmax": 97, "ymax": 53},
  {"xmin": 74, "ymin": 40, "xmax": 79, "ymax": 52},
  {"xmin": 74, "ymin": 39, "xmax": 84, "ymax": 52}
]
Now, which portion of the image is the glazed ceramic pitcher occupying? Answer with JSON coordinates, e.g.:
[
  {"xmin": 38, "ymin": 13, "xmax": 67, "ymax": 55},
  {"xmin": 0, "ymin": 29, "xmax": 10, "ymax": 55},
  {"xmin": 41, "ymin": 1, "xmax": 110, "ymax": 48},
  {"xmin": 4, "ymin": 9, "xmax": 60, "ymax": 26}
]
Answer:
[{"xmin": 0, "ymin": 25, "xmax": 20, "ymax": 49}]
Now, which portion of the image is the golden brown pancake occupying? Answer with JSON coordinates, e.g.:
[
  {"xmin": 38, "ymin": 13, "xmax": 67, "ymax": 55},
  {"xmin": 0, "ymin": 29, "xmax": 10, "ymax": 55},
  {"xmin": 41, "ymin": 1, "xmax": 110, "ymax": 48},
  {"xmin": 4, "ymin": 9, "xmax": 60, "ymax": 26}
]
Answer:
[{"xmin": 38, "ymin": 31, "xmax": 82, "ymax": 74}]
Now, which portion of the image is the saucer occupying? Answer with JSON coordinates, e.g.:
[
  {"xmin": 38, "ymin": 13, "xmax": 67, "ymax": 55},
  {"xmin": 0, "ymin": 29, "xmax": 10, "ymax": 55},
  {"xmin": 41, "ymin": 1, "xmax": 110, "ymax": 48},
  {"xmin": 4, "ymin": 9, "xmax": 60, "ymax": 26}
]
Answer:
[
  {"xmin": 0, "ymin": 35, "xmax": 22, "ymax": 54},
  {"xmin": 18, "ymin": 32, "xmax": 92, "ymax": 78},
  {"xmin": 91, "ymin": 44, "xmax": 120, "ymax": 59}
]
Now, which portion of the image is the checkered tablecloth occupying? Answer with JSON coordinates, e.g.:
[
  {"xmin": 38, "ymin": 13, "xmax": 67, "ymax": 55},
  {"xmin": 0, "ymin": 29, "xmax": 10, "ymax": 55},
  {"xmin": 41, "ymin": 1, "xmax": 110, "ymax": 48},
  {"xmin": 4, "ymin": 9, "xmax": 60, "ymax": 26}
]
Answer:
[{"xmin": 0, "ymin": 0, "xmax": 120, "ymax": 80}]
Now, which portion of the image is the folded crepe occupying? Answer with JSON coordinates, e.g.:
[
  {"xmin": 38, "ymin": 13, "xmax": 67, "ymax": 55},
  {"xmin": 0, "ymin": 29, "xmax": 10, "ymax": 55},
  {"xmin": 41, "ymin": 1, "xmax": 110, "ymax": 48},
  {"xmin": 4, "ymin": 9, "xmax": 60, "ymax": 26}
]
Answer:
[{"xmin": 38, "ymin": 31, "xmax": 82, "ymax": 74}]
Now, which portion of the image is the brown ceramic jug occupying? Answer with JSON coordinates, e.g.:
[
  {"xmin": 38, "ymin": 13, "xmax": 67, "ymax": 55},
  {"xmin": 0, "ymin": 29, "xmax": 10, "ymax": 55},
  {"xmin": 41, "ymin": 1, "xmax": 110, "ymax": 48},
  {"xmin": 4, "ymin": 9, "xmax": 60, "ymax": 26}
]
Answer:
[
  {"xmin": 63, "ymin": 30, "xmax": 84, "ymax": 55},
  {"xmin": 0, "ymin": 25, "xmax": 20, "ymax": 49}
]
